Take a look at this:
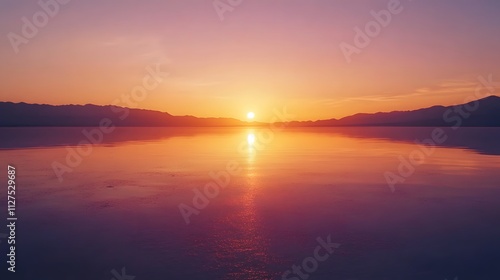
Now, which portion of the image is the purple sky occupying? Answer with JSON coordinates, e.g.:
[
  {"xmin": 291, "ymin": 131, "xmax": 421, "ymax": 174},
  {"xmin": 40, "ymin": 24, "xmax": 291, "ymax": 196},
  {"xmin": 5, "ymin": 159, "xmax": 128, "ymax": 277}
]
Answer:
[{"xmin": 1, "ymin": 0, "xmax": 499, "ymax": 120}]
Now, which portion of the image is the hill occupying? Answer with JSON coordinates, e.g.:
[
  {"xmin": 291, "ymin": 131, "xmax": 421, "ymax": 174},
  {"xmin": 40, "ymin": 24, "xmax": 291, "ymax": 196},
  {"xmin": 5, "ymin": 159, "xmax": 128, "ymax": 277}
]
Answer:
[{"xmin": 1, "ymin": 95, "xmax": 499, "ymax": 127}]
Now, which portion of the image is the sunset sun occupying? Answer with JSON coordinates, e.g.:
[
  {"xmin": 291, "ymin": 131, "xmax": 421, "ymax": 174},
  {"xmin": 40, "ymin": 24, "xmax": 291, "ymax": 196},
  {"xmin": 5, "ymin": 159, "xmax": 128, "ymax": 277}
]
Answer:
[{"xmin": 247, "ymin": 112, "xmax": 255, "ymax": 120}]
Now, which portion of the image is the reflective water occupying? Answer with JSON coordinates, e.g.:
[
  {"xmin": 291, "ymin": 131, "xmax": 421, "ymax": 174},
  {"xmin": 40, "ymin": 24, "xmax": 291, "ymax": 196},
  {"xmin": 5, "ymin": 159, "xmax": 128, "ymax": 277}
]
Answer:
[{"xmin": 0, "ymin": 127, "xmax": 499, "ymax": 280}]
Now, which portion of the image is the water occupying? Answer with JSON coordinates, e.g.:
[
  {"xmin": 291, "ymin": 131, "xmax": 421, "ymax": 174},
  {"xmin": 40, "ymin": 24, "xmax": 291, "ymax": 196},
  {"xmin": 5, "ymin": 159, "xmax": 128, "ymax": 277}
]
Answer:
[{"xmin": 1, "ymin": 127, "xmax": 500, "ymax": 280}]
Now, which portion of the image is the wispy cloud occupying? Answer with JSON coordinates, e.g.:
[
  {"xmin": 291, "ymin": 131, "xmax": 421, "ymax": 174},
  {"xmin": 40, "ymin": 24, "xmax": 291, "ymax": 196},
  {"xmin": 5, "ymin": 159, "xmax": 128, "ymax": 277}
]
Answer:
[{"xmin": 321, "ymin": 79, "xmax": 481, "ymax": 107}]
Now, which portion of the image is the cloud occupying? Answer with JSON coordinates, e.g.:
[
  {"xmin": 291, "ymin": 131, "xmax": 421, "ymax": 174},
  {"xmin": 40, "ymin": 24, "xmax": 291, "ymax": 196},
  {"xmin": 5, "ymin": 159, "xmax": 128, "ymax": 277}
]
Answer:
[{"xmin": 321, "ymin": 79, "xmax": 480, "ymax": 107}]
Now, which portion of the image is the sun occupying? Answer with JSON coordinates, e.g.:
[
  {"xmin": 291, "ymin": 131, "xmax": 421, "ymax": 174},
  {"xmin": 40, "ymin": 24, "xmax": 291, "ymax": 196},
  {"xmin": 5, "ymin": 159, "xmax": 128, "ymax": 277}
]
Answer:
[{"xmin": 247, "ymin": 112, "xmax": 255, "ymax": 120}]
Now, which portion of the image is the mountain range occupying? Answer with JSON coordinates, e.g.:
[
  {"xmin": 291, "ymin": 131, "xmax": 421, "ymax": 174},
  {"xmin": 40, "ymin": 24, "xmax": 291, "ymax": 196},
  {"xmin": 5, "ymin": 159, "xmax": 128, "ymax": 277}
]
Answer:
[{"xmin": 1, "ymin": 95, "xmax": 499, "ymax": 127}]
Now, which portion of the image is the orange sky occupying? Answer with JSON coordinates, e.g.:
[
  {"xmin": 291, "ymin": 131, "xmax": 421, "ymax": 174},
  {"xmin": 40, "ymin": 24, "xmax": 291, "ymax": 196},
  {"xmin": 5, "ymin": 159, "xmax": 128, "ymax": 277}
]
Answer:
[{"xmin": 1, "ymin": 0, "xmax": 500, "ymax": 121}]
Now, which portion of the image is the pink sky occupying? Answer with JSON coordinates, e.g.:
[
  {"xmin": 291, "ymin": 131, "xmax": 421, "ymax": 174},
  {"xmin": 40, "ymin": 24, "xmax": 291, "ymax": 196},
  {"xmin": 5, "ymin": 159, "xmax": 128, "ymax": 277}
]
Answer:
[{"xmin": 1, "ymin": 0, "xmax": 499, "ymax": 121}]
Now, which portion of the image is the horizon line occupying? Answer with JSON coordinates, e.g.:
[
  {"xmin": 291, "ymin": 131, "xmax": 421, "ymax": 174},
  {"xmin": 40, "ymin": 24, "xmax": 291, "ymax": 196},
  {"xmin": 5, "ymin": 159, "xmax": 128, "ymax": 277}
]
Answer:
[{"xmin": 0, "ymin": 94, "xmax": 498, "ymax": 123}]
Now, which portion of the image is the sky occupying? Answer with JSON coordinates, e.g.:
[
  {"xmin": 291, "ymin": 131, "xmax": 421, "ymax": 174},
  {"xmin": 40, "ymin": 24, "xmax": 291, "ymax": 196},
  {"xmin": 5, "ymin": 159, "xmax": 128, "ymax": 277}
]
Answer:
[{"xmin": 1, "ymin": 0, "xmax": 500, "ymax": 121}]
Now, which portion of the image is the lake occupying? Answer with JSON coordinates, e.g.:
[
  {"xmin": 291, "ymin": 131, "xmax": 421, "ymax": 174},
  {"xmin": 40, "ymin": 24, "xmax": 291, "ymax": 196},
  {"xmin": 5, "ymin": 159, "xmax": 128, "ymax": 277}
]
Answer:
[{"xmin": 1, "ymin": 127, "xmax": 499, "ymax": 280}]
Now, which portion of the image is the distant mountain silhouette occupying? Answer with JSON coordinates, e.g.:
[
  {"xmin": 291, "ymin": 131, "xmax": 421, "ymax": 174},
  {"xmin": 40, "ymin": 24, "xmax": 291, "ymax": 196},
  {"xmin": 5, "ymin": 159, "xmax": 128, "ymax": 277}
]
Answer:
[
  {"xmin": 0, "ymin": 95, "xmax": 499, "ymax": 127},
  {"xmin": 0, "ymin": 102, "xmax": 255, "ymax": 127},
  {"xmin": 336, "ymin": 95, "xmax": 500, "ymax": 127},
  {"xmin": 282, "ymin": 95, "xmax": 500, "ymax": 127}
]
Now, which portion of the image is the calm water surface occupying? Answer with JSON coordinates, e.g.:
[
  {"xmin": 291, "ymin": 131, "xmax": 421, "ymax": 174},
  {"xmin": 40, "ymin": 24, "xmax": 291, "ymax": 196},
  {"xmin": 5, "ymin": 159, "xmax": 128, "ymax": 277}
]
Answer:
[{"xmin": 0, "ymin": 127, "xmax": 500, "ymax": 280}]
